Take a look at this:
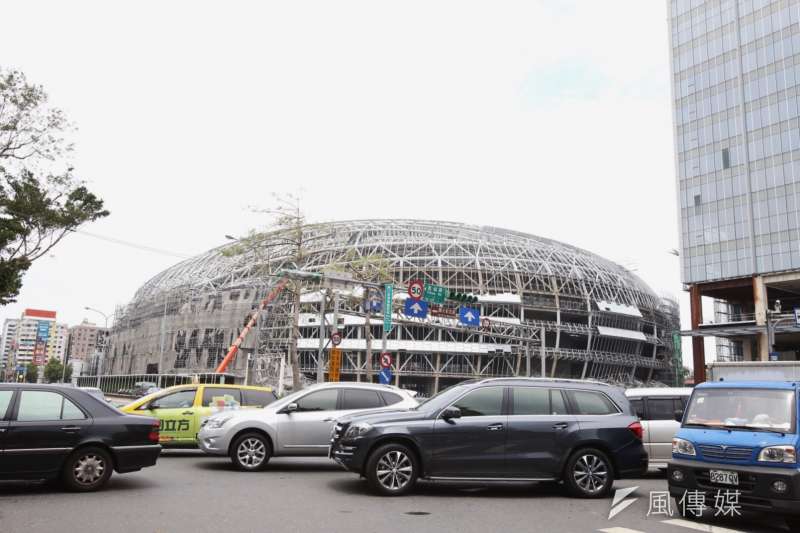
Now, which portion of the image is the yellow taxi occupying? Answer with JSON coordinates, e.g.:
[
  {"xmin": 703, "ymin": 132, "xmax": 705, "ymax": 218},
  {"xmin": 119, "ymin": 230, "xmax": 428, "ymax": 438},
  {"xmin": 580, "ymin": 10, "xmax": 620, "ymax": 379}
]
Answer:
[{"xmin": 121, "ymin": 384, "xmax": 277, "ymax": 446}]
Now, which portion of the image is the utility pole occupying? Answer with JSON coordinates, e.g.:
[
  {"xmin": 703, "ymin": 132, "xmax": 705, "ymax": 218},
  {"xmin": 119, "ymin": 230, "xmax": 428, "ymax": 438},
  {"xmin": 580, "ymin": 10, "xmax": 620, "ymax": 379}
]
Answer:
[
  {"xmin": 316, "ymin": 290, "xmax": 327, "ymax": 383},
  {"xmin": 158, "ymin": 294, "xmax": 168, "ymax": 388}
]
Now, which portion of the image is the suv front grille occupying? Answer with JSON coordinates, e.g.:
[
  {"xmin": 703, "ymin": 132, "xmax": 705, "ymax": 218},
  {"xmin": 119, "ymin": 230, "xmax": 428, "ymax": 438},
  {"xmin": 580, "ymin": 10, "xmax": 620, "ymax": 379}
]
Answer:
[{"xmin": 698, "ymin": 445, "xmax": 754, "ymax": 462}]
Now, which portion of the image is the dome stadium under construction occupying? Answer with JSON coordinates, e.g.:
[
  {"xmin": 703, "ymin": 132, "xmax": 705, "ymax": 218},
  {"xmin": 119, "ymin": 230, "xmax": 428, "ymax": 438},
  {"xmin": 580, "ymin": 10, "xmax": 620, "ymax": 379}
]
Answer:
[{"xmin": 107, "ymin": 220, "xmax": 680, "ymax": 395}]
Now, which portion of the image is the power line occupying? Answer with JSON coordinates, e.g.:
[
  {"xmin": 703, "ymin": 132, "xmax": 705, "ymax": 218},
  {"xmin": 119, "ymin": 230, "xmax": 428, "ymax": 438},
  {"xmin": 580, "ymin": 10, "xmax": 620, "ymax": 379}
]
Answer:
[{"xmin": 71, "ymin": 229, "xmax": 193, "ymax": 259}]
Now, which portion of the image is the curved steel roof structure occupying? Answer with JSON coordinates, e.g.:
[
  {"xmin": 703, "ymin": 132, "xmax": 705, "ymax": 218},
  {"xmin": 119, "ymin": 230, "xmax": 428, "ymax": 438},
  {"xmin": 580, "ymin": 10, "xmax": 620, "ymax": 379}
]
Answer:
[
  {"xmin": 132, "ymin": 219, "xmax": 660, "ymax": 310},
  {"xmin": 112, "ymin": 220, "xmax": 678, "ymax": 390}
]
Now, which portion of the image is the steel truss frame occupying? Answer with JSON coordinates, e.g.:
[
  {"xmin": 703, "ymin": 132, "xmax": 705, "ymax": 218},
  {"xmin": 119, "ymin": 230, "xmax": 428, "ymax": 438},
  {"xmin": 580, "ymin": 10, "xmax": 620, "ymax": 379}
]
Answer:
[{"xmin": 112, "ymin": 220, "xmax": 680, "ymax": 387}]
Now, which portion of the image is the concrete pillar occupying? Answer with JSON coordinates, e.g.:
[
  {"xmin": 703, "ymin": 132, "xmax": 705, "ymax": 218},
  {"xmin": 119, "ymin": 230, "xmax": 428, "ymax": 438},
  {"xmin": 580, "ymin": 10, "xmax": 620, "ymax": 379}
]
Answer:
[
  {"xmin": 753, "ymin": 276, "xmax": 769, "ymax": 361},
  {"xmin": 690, "ymin": 284, "xmax": 706, "ymax": 384}
]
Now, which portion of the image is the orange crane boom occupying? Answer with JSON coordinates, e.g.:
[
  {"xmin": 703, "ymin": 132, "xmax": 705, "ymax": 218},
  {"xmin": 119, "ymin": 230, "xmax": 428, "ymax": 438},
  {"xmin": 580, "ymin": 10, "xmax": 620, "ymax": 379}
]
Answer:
[{"xmin": 215, "ymin": 277, "xmax": 289, "ymax": 374}]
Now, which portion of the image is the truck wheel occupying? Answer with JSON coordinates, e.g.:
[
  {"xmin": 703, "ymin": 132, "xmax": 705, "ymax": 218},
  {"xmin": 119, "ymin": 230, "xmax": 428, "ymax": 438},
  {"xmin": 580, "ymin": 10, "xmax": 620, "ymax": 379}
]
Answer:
[
  {"xmin": 230, "ymin": 432, "xmax": 271, "ymax": 471},
  {"xmin": 365, "ymin": 443, "xmax": 418, "ymax": 496},
  {"xmin": 563, "ymin": 448, "xmax": 614, "ymax": 498}
]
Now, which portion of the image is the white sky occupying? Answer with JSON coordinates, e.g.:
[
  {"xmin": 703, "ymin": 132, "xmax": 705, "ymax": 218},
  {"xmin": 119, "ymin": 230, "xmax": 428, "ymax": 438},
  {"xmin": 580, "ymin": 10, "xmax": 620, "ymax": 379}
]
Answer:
[{"xmin": 0, "ymin": 1, "xmax": 711, "ymax": 367}]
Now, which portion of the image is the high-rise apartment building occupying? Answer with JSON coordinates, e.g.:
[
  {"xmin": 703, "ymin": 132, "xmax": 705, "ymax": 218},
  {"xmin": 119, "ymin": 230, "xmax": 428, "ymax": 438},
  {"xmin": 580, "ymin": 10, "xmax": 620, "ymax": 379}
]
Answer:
[
  {"xmin": 669, "ymin": 0, "xmax": 800, "ymax": 382},
  {"xmin": 4, "ymin": 309, "xmax": 69, "ymax": 373},
  {"xmin": 67, "ymin": 320, "xmax": 107, "ymax": 363},
  {"xmin": 0, "ymin": 319, "xmax": 18, "ymax": 371}
]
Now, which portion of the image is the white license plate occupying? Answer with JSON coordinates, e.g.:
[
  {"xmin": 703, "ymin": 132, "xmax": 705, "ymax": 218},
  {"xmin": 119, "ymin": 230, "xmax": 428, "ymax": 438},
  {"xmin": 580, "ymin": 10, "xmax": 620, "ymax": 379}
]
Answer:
[{"xmin": 710, "ymin": 470, "xmax": 739, "ymax": 486}]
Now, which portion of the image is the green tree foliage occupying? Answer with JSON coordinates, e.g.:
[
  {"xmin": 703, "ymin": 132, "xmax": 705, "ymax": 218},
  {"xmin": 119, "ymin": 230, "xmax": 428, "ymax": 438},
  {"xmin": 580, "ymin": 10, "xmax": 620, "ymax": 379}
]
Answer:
[
  {"xmin": 23, "ymin": 362, "xmax": 38, "ymax": 383},
  {"xmin": 44, "ymin": 356, "xmax": 71, "ymax": 383},
  {"xmin": 0, "ymin": 67, "xmax": 109, "ymax": 304},
  {"xmin": 224, "ymin": 193, "xmax": 335, "ymax": 390}
]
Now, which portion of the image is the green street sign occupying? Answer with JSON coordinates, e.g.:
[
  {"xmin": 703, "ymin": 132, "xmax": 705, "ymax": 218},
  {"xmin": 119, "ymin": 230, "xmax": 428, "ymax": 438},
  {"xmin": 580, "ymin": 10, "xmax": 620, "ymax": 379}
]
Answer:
[
  {"xmin": 423, "ymin": 284, "xmax": 449, "ymax": 304},
  {"xmin": 383, "ymin": 284, "xmax": 394, "ymax": 333}
]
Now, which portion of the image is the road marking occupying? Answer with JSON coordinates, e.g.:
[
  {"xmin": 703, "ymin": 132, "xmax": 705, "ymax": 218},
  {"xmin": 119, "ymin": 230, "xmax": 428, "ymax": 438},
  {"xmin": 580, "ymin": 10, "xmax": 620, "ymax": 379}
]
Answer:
[
  {"xmin": 598, "ymin": 528, "xmax": 647, "ymax": 533},
  {"xmin": 661, "ymin": 519, "xmax": 748, "ymax": 533}
]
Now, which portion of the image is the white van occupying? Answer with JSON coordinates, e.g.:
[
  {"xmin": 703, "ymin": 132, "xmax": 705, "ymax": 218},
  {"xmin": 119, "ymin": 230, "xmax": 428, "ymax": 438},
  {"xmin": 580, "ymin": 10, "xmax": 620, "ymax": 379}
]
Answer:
[{"xmin": 625, "ymin": 387, "xmax": 693, "ymax": 469}]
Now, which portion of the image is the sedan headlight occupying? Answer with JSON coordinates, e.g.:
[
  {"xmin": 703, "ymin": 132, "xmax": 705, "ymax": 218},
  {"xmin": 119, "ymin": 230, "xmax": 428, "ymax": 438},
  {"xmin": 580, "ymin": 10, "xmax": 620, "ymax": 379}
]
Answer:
[
  {"xmin": 204, "ymin": 416, "xmax": 232, "ymax": 430},
  {"xmin": 672, "ymin": 438, "xmax": 696, "ymax": 456},
  {"xmin": 758, "ymin": 445, "xmax": 797, "ymax": 464},
  {"xmin": 344, "ymin": 422, "xmax": 373, "ymax": 439}
]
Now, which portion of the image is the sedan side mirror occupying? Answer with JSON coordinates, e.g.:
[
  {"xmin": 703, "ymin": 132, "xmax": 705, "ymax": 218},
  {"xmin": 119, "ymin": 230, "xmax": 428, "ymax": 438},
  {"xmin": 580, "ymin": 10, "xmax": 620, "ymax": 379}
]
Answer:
[
  {"xmin": 674, "ymin": 409, "xmax": 685, "ymax": 423},
  {"xmin": 282, "ymin": 402, "xmax": 298, "ymax": 414},
  {"xmin": 442, "ymin": 406, "xmax": 461, "ymax": 420}
]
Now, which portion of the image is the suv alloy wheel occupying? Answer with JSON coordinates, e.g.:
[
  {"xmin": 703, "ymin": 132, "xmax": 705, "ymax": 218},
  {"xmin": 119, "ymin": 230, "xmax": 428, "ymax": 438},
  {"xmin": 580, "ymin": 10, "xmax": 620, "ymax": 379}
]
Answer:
[
  {"xmin": 230, "ymin": 432, "xmax": 272, "ymax": 471},
  {"xmin": 366, "ymin": 443, "xmax": 419, "ymax": 496},
  {"xmin": 564, "ymin": 448, "xmax": 614, "ymax": 498}
]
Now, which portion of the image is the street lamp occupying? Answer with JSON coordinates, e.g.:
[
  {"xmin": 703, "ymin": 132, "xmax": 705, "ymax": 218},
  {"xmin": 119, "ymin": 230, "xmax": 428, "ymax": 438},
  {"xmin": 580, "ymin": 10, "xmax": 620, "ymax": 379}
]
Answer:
[{"xmin": 84, "ymin": 307, "xmax": 112, "ymax": 387}]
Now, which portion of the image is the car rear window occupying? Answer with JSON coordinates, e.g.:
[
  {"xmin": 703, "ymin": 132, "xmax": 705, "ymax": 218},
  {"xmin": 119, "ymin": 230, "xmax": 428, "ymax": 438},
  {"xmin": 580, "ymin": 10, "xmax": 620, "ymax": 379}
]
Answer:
[
  {"xmin": 647, "ymin": 398, "xmax": 681, "ymax": 421},
  {"xmin": 203, "ymin": 387, "xmax": 242, "ymax": 407},
  {"xmin": 242, "ymin": 389, "xmax": 277, "ymax": 407},
  {"xmin": 380, "ymin": 391, "xmax": 403, "ymax": 406},
  {"xmin": 16, "ymin": 391, "xmax": 87, "ymax": 421},
  {"xmin": 342, "ymin": 389, "xmax": 383, "ymax": 410},
  {"xmin": 567, "ymin": 390, "xmax": 620, "ymax": 416}
]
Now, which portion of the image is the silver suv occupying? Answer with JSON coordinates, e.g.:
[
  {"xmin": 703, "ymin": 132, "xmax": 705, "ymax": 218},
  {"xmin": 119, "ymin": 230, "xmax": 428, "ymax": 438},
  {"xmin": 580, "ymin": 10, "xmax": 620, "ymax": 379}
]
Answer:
[
  {"xmin": 197, "ymin": 382, "xmax": 418, "ymax": 471},
  {"xmin": 625, "ymin": 387, "xmax": 692, "ymax": 469}
]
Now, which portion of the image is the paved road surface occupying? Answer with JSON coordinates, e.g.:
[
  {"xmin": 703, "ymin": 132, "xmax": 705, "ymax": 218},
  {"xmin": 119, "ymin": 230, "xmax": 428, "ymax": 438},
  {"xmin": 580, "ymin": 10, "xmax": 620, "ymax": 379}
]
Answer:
[{"xmin": 0, "ymin": 451, "xmax": 792, "ymax": 533}]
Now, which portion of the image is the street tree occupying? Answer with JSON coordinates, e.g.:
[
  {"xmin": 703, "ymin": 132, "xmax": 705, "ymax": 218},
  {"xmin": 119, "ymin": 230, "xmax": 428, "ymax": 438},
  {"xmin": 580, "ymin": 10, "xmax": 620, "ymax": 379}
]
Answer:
[
  {"xmin": 327, "ymin": 249, "xmax": 393, "ymax": 382},
  {"xmin": 23, "ymin": 363, "xmax": 38, "ymax": 383},
  {"xmin": 0, "ymin": 67, "xmax": 109, "ymax": 304},
  {"xmin": 43, "ymin": 356, "xmax": 71, "ymax": 383},
  {"xmin": 223, "ymin": 193, "xmax": 334, "ymax": 391}
]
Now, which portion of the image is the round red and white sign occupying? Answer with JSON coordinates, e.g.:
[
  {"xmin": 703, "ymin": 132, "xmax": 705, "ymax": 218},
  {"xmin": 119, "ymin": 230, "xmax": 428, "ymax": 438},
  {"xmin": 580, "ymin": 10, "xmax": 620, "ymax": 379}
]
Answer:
[
  {"xmin": 330, "ymin": 332, "xmax": 342, "ymax": 346},
  {"xmin": 380, "ymin": 352, "xmax": 392, "ymax": 368},
  {"xmin": 408, "ymin": 279, "xmax": 424, "ymax": 300}
]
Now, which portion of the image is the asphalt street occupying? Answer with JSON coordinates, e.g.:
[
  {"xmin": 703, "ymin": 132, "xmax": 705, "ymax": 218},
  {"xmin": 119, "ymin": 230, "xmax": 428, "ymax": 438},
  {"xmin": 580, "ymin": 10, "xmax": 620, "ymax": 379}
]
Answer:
[{"xmin": 0, "ymin": 451, "xmax": 792, "ymax": 533}]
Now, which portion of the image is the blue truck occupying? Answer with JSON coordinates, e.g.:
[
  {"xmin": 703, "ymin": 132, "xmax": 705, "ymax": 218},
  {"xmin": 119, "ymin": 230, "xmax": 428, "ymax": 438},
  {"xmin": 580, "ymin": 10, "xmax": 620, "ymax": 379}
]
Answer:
[{"xmin": 668, "ymin": 380, "xmax": 800, "ymax": 530}]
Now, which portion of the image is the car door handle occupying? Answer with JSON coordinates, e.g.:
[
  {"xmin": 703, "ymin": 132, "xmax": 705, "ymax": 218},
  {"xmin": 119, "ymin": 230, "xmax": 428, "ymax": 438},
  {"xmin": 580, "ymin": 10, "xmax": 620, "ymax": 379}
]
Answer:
[
  {"xmin": 323, "ymin": 418, "xmax": 336, "ymax": 422},
  {"xmin": 60, "ymin": 426, "xmax": 81, "ymax": 433},
  {"xmin": 486, "ymin": 423, "xmax": 504, "ymax": 431},
  {"xmin": 182, "ymin": 411, "xmax": 194, "ymax": 415},
  {"xmin": 0, "ymin": 428, "xmax": 6, "ymax": 432},
  {"xmin": 552, "ymin": 422, "xmax": 569, "ymax": 430}
]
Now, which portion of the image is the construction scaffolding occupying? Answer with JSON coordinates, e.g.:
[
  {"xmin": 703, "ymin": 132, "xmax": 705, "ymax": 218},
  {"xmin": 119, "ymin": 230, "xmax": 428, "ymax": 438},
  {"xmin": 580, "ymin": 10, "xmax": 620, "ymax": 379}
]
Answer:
[{"xmin": 108, "ymin": 220, "xmax": 680, "ymax": 394}]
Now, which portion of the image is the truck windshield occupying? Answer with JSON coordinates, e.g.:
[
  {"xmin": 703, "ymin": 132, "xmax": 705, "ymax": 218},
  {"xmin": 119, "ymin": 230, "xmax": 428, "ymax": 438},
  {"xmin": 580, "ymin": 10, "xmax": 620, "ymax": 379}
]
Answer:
[{"xmin": 684, "ymin": 388, "xmax": 796, "ymax": 434}]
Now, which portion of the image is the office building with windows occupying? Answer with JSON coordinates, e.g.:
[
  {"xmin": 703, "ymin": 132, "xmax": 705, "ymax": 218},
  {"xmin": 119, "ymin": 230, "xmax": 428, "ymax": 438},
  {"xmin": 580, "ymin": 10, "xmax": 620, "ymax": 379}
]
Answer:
[{"xmin": 669, "ymin": 0, "xmax": 800, "ymax": 381}]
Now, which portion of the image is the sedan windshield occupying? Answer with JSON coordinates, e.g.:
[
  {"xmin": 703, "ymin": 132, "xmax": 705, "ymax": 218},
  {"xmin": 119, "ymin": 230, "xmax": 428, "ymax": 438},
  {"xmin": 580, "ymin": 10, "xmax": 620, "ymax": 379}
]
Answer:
[{"xmin": 685, "ymin": 388, "xmax": 796, "ymax": 433}]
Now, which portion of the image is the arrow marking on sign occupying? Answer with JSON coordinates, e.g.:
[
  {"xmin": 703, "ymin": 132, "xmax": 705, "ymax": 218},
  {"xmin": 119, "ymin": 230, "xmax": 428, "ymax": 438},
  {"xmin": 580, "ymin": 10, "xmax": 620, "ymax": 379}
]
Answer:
[
  {"xmin": 410, "ymin": 302, "xmax": 423, "ymax": 314},
  {"xmin": 464, "ymin": 311, "xmax": 475, "ymax": 321}
]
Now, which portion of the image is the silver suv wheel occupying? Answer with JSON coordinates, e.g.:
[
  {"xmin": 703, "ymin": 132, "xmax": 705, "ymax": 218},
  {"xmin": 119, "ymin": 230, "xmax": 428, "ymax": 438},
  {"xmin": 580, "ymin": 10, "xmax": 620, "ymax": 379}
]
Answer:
[
  {"xmin": 236, "ymin": 437, "xmax": 267, "ymax": 469},
  {"xmin": 375, "ymin": 450, "xmax": 413, "ymax": 491},
  {"xmin": 572, "ymin": 453, "xmax": 609, "ymax": 495}
]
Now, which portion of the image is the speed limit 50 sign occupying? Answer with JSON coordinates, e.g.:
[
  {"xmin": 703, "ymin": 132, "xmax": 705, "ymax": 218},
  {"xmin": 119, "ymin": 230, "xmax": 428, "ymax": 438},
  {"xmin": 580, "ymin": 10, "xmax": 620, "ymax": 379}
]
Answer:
[{"xmin": 408, "ymin": 279, "xmax": 424, "ymax": 300}]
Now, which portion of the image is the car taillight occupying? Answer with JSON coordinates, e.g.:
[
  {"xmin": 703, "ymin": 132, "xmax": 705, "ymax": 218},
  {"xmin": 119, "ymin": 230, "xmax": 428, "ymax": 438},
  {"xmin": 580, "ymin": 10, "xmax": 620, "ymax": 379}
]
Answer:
[
  {"xmin": 148, "ymin": 420, "xmax": 160, "ymax": 443},
  {"xmin": 628, "ymin": 421, "xmax": 643, "ymax": 440}
]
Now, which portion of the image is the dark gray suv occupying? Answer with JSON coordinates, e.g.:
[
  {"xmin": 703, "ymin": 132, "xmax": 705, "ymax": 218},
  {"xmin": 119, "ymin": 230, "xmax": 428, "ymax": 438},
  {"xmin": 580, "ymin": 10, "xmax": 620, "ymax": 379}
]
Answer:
[{"xmin": 330, "ymin": 377, "xmax": 647, "ymax": 497}]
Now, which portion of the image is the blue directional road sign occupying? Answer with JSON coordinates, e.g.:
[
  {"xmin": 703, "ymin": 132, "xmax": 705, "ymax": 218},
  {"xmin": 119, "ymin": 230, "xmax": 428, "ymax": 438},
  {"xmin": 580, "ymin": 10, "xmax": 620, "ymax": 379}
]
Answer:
[
  {"xmin": 378, "ymin": 366, "xmax": 393, "ymax": 384},
  {"xmin": 404, "ymin": 298, "xmax": 429, "ymax": 319},
  {"xmin": 459, "ymin": 306, "xmax": 481, "ymax": 327}
]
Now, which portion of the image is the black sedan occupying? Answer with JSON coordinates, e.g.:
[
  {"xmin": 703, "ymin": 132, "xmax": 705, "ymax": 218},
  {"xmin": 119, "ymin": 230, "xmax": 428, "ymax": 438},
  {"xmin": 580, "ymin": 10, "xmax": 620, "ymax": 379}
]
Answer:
[{"xmin": 0, "ymin": 383, "xmax": 161, "ymax": 491}]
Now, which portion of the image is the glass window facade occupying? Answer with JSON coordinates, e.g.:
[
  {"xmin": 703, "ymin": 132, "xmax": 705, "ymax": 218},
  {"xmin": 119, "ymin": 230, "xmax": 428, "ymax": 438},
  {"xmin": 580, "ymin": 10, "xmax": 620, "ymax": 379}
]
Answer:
[{"xmin": 670, "ymin": 0, "xmax": 800, "ymax": 283}]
